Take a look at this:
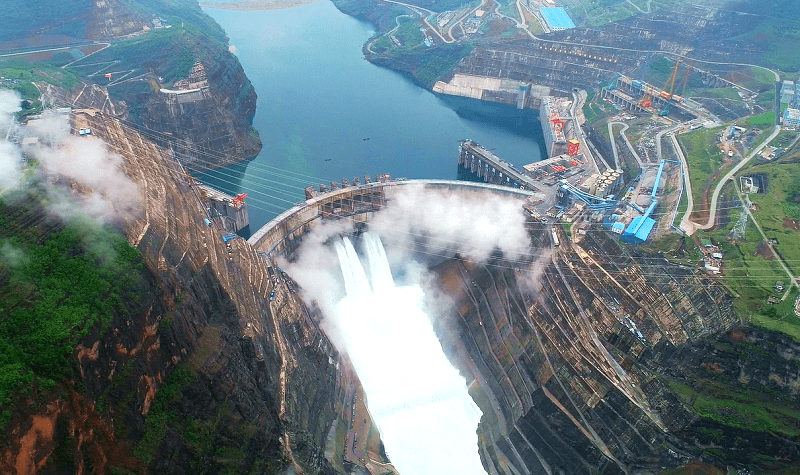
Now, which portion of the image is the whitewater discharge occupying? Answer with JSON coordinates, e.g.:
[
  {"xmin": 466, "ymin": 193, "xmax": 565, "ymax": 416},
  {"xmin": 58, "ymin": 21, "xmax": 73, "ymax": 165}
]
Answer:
[{"xmin": 334, "ymin": 233, "xmax": 487, "ymax": 475}]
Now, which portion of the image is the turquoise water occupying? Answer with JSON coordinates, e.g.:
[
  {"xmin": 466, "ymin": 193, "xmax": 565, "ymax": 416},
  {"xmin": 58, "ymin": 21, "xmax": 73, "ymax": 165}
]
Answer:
[{"xmin": 202, "ymin": 0, "xmax": 545, "ymax": 231}]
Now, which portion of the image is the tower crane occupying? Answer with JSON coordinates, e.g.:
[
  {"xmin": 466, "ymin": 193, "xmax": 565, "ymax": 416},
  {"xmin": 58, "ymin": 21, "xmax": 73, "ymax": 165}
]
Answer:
[
  {"xmin": 658, "ymin": 59, "xmax": 682, "ymax": 116},
  {"xmin": 660, "ymin": 59, "xmax": 682, "ymax": 100}
]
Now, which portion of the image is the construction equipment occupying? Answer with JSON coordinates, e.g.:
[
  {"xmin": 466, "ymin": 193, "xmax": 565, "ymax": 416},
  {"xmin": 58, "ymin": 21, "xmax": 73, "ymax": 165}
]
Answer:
[
  {"xmin": 567, "ymin": 139, "xmax": 580, "ymax": 156},
  {"xmin": 638, "ymin": 92, "xmax": 652, "ymax": 108},
  {"xmin": 550, "ymin": 115, "xmax": 566, "ymax": 133},
  {"xmin": 231, "ymin": 193, "xmax": 247, "ymax": 207},
  {"xmin": 660, "ymin": 59, "xmax": 682, "ymax": 101}
]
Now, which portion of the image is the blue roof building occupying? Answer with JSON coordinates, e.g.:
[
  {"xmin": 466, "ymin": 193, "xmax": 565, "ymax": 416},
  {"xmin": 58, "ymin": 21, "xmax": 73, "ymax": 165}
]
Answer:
[
  {"xmin": 540, "ymin": 7, "xmax": 576, "ymax": 31},
  {"xmin": 620, "ymin": 216, "xmax": 656, "ymax": 244}
]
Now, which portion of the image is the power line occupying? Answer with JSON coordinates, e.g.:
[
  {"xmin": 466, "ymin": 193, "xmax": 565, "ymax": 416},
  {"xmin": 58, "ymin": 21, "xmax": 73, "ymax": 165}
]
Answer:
[{"xmin": 54, "ymin": 98, "xmax": 798, "ymax": 282}]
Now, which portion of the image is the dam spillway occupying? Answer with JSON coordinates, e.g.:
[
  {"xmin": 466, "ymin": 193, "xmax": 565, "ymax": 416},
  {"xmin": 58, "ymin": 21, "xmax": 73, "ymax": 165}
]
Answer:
[{"xmin": 333, "ymin": 233, "xmax": 487, "ymax": 475}]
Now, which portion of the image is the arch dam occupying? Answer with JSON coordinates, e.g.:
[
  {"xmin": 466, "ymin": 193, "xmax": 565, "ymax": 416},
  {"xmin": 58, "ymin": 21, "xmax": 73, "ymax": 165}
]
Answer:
[{"xmin": 246, "ymin": 178, "xmax": 542, "ymax": 257}]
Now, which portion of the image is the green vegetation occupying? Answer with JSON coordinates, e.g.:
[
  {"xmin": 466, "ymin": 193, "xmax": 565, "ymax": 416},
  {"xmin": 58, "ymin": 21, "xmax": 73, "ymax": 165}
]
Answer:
[
  {"xmin": 734, "ymin": 12, "xmax": 800, "ymax": 72},
  {"xmin": 769, "ymin": 130, "xmax": 799, "ymax": 148},
  {"xmin": 644, "ymin": 57, "xmax": 676, "ymax": 89},
  {"xmin": 84, "ymin": 26, "xmax": 220, "ymax": 87},
  {"xmin": 131, "ymin": 364, "xmax": 272, "ymax": 473},
  {"xmin": 566, "ymin": 0, "xmax": 640, "ymax": 27},
  {"xmin": 657, "ymin": 462, "xmax": 725, "ymax": 475},
  {"xmin": 582, "ymin": 90, "xmax": 607, "ymax": 122},
  {"xmin": 0, "ymin": 61, "xmax": 81, "ymax": 114},
  {"xmin": 677, "ymin": 126, "xmax": 725, "ymax": 206},
  {"xmin": 0, "ymin": 211, "xmax": 142, "ymax": 409},
  {"xmin": 394, "ymin": 17, "xmax": 425, "ymax": 50},
  {"xmin": 668, "ymin": 378, "xmax": 800, "ymax": 437},
  {"xmin": 673, "ymin": 184, "xmax": 689, "ymax": 228},
  {"xmin": 690, "ymin": 87, "xmax": 742, "ymax": 102},
  {"xmin": 498, "ymin": 1, "xmax": 519, "ymax": 19},
  {"xmin": 747, "ymin": 110, "xmax": 777, "ymax": 126},
  {"xmin": 698, "ymin": 160, "xmax": 800, "ymax": 341},
  {"xmin": 742, "ymin": 66, "xmax": 779, "ymax": 92},
  {"xmin": 749, "ymin": 291, "xmax": 800, "ymax": 343},
  {"xmin": 399, "ymin": 0, "xmax": 479, "ymax": 12},
  {"xmin": 134, "ymin": 367, "xmax": 196, "ymax": 463},
  {"xmin": 414, "ymin": 44, "xmax": 474, "ymax": 86},
  {"xmin": 745, "ymin": 163, "xmax": 800, "ymax": 265}
]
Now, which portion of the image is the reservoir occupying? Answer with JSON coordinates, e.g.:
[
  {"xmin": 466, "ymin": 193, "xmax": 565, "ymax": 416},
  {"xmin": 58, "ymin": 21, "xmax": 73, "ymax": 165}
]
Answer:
[{"xmin": 202, "ymin": 0, "xmax": 546, "ymax": 231}]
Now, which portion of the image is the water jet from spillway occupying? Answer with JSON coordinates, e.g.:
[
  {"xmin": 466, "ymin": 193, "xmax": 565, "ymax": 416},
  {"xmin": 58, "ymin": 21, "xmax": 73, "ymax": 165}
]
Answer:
[{"xmin": 333, "ymin": 233, "xmax": 487, "ymax": 475}]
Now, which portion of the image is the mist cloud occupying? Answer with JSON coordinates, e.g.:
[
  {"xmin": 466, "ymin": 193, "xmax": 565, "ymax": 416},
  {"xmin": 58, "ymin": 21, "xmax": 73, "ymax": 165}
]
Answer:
[
  {"xmin": 34, "ymin": 128, "xmax": 141, "ymax": 223},
  {"xmin": 0, "ymin": 93, "xmax": 142, "ymax": 225},
  {"xmin": 0, "ymin": 90, "xmax": 23, "ymax": 191},
  {"xmin": 284, "ymin": 185, "xmax": 534, "ymax": 345},
  {"xmin": 282, "ymin": 175, "xmax": 538, "ymax": 473},
  {"xmin": 369, "ymin": 184, "xmax": 532, "ymax": 265},
  {"xmin": 0, "ymin": 240, "xmax": 27, "ymax": 268}
]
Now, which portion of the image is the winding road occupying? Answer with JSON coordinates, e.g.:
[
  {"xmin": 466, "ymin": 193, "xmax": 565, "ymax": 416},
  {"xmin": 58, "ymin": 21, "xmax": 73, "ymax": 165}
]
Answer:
[
  {"xmin": 608, "ymin": 121, "xmax": 643, "ymax": 167},
  {"xmin": 682, "ymin": 126, "xmax": 781, "ymax": 235}
]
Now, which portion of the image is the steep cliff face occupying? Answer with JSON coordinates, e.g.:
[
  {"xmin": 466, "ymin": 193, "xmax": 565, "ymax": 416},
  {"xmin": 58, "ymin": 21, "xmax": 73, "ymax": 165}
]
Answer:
[
  {"xmin": 0, "ymin": 112, "xmax": 333, "ymax": 474},
  {"xmin": 429, "ymin": 225, "xmax": 799, "ymax": 473},
  {"xmin": 138, "ymin": 59, "xmax": 261, "ymax": 170}
]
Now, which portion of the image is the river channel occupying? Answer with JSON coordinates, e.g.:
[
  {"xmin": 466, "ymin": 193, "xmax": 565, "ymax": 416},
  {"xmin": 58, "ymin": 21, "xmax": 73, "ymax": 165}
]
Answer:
[{"xmin": 202, "ymin": 0, "xmax": 546, "ymax": 231}]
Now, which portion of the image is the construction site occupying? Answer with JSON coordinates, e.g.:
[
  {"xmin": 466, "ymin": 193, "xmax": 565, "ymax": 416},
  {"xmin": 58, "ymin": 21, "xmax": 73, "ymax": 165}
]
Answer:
[{"xmin": 454, "ymin": 73, "xmax": 686, "ymax": 245}]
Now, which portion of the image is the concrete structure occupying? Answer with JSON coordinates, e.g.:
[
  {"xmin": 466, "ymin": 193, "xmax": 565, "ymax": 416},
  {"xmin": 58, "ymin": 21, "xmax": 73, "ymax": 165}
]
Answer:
[
  {"xmin": 458, "ymin": 141, "xmax": 537, "ymax": 190},
  {"xmin": 784, "ymin": 108, "xmax": 800, "ymax": 127},
  {"xmin": 540, "ymin": 96, "xmax": 571, "ymax": 157},
  {"xmin": 160, "ymin": 61, "xmax": 211, "ymax": 105},
  {"xmin": 557, "ymin": 180, "xmax": 618, "ymax": 211},
  {"xmin": 248, "ymin": 179, "xmax": 540, "ymax": 257},
  {"xmin": 432, "ymin": 74, "xmax": 550, "ymax": 109},
  {"xmin": 540, "ymin": 7, "xmax": 575, "ymax": 31},
  {"xmin": 197, "ymin": 183, "xmax": 250, "ymax": 234},
  {"xmin": 599, "ymin": 87, "xmax": 648, "ymax": 113}
]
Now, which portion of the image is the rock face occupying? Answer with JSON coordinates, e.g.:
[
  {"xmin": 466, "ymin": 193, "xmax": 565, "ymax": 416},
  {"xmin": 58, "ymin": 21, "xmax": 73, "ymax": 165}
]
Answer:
[
  {"xmin": 0, "ymin": 112, "xmax": 331, "ymax": 474},
  {"xmin": 139, "ymin": 60, "xmax": 261, "ymax": 170},
  {"xmin": 87, "ymin": 0, "xmax": 152, "ymax": 39},
  {"xmin": 428, "ymin": 225, "xmax": 798, "ymax": 473}
]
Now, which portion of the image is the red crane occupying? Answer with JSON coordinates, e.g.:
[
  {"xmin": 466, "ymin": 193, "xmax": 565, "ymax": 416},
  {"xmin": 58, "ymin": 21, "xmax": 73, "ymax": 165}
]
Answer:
[{"xmin": 231, "ymin": 193, "xmax": 248, "ymax": 207}]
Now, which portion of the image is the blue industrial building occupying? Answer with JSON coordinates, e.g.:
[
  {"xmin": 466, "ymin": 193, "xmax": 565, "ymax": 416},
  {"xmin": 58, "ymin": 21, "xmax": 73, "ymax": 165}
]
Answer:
[
  {"xmin": 620, "ymin": 214, "xmax": 656, "ymax": 244},
  {"xmin": 540, "ymin": 7, "xmax": 575, "ymax": 31},
  {"xmin": 619, "ymin": 159, "xmax": 678, "ymax": 244}
]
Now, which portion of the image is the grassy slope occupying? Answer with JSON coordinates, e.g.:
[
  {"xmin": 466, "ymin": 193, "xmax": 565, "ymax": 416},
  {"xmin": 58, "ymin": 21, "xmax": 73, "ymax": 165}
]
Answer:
[{"xmin": 678, "ymin": 126, "xmax": 725, "ymax": 207}]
